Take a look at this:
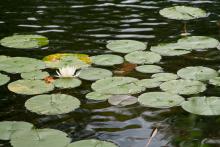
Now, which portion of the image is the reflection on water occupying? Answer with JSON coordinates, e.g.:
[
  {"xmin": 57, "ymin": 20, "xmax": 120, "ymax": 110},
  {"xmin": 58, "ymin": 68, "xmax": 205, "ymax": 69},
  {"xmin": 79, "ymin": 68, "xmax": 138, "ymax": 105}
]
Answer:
[{"xmin": 0, "ymin": 0, "xmax": 220, "ymax": 147}]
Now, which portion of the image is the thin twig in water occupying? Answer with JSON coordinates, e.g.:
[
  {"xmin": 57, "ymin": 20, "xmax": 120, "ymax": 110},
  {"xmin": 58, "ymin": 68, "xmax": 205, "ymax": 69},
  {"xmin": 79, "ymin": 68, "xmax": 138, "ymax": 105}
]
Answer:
[{"xmin": 145, "ymin": 128, "xmax": 158, "ymax": 147}]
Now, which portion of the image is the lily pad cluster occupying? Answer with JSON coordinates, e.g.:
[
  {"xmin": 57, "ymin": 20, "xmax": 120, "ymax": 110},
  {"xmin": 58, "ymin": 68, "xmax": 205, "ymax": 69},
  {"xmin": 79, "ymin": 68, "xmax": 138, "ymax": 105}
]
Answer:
[
  {"xmin": 0, "ymin": 121, "xmax": 117, "ymax": 147},
  {"xmin": 150, "ymin": 36, "xmax": 220, "ymax": 56}
]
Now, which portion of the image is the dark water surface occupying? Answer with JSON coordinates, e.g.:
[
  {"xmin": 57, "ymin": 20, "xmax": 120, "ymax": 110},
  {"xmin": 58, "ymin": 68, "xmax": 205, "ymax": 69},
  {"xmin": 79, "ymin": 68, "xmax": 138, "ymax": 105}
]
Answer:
[{"xmin": 1, "ymin": 0, "xmax": 220, "ymax": 147}]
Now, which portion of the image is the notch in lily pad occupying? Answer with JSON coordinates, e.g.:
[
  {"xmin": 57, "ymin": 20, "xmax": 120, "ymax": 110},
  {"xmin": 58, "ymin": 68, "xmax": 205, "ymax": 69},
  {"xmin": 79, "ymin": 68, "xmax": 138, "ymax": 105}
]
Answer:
[{"xmin": 0, "ymin": 35, "xmax": 49, "ymax": 49}]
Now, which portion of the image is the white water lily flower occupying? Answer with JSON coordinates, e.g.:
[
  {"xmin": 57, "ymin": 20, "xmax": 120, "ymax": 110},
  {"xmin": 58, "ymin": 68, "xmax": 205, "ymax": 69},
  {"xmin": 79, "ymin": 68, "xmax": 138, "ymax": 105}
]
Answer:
[{"xmin": 56, "ymin": 66, "xmax": 80, "ymax": 78}]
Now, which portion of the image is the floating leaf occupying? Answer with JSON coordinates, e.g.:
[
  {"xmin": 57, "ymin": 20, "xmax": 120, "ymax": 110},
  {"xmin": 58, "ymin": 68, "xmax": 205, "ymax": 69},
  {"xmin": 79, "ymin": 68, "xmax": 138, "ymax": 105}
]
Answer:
[
  {"xmin": 135, "ymin": 65, "xmax": 163, "ymax": 73},
  {"xmin": 43, "ymin": 53, "xmax": 91, "ymax": 64},
  {"xmin": 209, "ymin": 77, "xmax": 220, "ymax": 86},
  {"xmin": 0, "ymin": 55, "xmax": 10, "ymax": 61},
  {"xmin": 138, "ymin": 92, "xmax": 185, "ymax": 108},
  {"xmin": 0, "ymin": 73, "xmax": 10, "ymax": 86},
  {"xmin": 92, "ymin": 77, "xmax": 145, "ymax": 95},
  {"xmin": 150, "ymin": 43, "xmax": 191, "ymax": 56},
  {"xmin": 151, "ymin": 73, "xmax": 178, "ymax": 82},
  {"xmin": 106, "ymin": 40, "xmax": 146, "ymax": 53},
  {"xmin": 54, "ymin": 78, "xmax": 81, "ymax": 89},
  {"xmin": 181, "ymin": 96, "xmax": 220, "ymax": 115},
  {"xmin": 11, "ymin": 128, "xmax": 71, "ymax": 147},
  {"xmin": 160, "ymin": 80, "xmax": 206, "ymax": 95},
  {"xmin": 67, "ymin": 139, "xmax": 117, "ymax": 147},
  {"xmin": 91, "ymin": 54, "xmax": 124, "ymax": 66},
  {"xmin": 159, "ymin": 6, "xmax": 207, "ymax": 20},
  {"xmin": 21, "ymin": 70, "xmax": 49, "ymax": 80},
  {"xmin": 177, "ymin": 66, "xmax": 218, "ymax": 81},
  {"xmin": 0, "ymin": 57, "xmax": 46, "ymax": 74},
  {"xmin": 45, "ymin": 56, "xmax": 90, "ymax": 69},
  {"xmin": 78, "ymin": 67, "xmax": 112, "ymax": 81},
  {"xmin": 8, "ymin": 80, "xmax": 54, "ymax": 95},
  {"xmin": 108, "ymin": 95, "xmax": 138, "ymax": 106},
  {"xmin": 0, "ymin": 121, "xmax": 34, "ymax": 140},
  {"xmin": 136, "ymin": 79, "xmax": 161, "ymax": 88},
  {"xmin": 177, "ymin": 36, "xmax": 219, "ymax": 50},
  {"xmin": 0, "ymin": 35, "xmax": 49, "ymax": 49},
  {"xmin": 25, "ymin": 94, "xmax": 80, "ymax": 115},
  {"xmin": 86, "ymin": 92, "xmax": 112, "ymax": 101},
  {"xmin": 125, "ymin": 51, "xmax": 161, "ymax": 64}
]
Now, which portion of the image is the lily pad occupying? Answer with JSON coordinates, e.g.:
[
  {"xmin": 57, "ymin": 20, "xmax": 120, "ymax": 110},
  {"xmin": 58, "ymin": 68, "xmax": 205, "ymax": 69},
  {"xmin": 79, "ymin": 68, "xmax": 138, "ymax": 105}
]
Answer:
[
  {"xmin": 21, "ymin": 70, "xmax": 49, "ymax": 80},
  {"xmin": 86, "ymin": 92, "xmax": 112, "ymax": 101},
  {"xmin": 0, "ymin": 55, "xmax": 10, "ymax": 61},
  {"xmin": 181, "ymin": 96, "xmax": 220, "ymax": 115},
  {"xmin": 0, "ymin": 121, "xmax": 34, "ymax": 140},
  {"xmin": 43, "ymin": 53, "xmax": 91, "ymax": 64},
  {"xmin": 78, "ymin": 67, "xmax": 112, "ymax": 81},
  {"xmin": 209, "ymin": 77, "xmax": 220, "ymax": 86},
  {"xmin": 136, "ymin": 79, "xmax": 161, "ymax": 88},
  {"xmin": 0, "ymin": 73, "xmax": 10, "ymax": 86},
  {"xmin": 138, "ymin": 92, "xmax": 185, "ymax": 108},
  {"xmin": 92, "ymin": 77, "xmax": 145, "ymax": 95},
  {"xmin": 135, "ymin": 65, "xmax": 163, "ymax": 73},
  {"xmin": 8, "ymin": 80, "xmax": 54, "ymax": 95},
  {"xmin": 0, "ymin": 35, "xmax": 49, "ymax": 49},
  {"xmin": 11, "ymin": 128, "xmax": 71, "ymax": 147},
  {"xmin": 125, "ymin": 51, "xmax": 161, "ymax": 64},
  {"xmin": 159, "ymin": 6, "xmax": 207, "ymax": 20},
  {"xmin": 91, "ymin": 54, "xmax": 124, "ymax": 66},
  {"xmin": 177, "ymin": 66, "xmax": 218, "ymax": 81},
  {"xmin": 150, "ymin": 43, "xmax": 191, "ymax": 56},
  {"xmin": 0, "ymin": 57, "xmax": 46, "ymax": 74},
  {"xmin": 106, "ymin": 40, "xmax": 146, "ymax": 53},
  {"xmin": 108, "ymin": 95, "xmax": 138, "ymax": 106},
  {"xmin": 67, "ymin": 139, "xmax": 117, "ymax": 147},
  {"xmin": 54, "ymin": 78, "xmax": 81, "ymax": 89},
  {"xmin": 25, "ymin": 94, "xmax": 80, "ymax": 115},
  {"xmin": 45, "ymin": 56, "xmax": 90, "ymax": 69},
  {"xmin": 160, "ymin": 79, "xmax": 206, "ymax": 95},
  {"xmin": 151, "ymin": 73, "xmax": 178, "ymax": 82},
  {"xmin": 177, "ymin": 36, "xmax": 219, "ymax": 50}
]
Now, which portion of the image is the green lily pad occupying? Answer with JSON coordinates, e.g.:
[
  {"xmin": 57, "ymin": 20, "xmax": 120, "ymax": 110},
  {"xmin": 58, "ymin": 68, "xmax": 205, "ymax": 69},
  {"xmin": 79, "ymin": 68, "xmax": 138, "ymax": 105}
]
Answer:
[
  {"xmin": 0, "ymin": 35, "xmax": 49, "ymax": 49},
  {"xmin": 86, "ymin": 92, "xmax": 112, "ymax": 101},
  {"xmin": 8, "ymin": 80, "xmax": 54, "ymax": 95},
  {"xmin": 159, "ymin": 6, "xmax": 207, "ymax": 20},
  {"xmin": 106, "ymin": 40, "xmax": 146, "ymax": 53},
  {"xmin": 136, "ymin": 79, "xmax": 161, "ymax": 88},
  {"xmin": 54, "ymin": 78, "xmax": 81, "ymax": 89},
  {"xmin": 177, "ymin": 66, "xmax": 218, "ymax": 81},
  {"xmin": 135, "ymin": 65, "xmax": 163, "ymax": 73},
  {"xmin": 0, "ymin": 57, "xmax": 46, "ymax": 74},
  {"xmin": 91, "ymin": 54, "xmax": 124, "ymax": 66},
  {"xmin": 108, "ymin": 95, "xmax": 138, "ymax": 106},
  {"xmin": 125, "ymin": 51, "xmax": 161, "ymax": 64},
  {"xmin": 151, "ymin": 73, "xmax": 178, "ymax": 82},
  {"xmin": 209, "ymin": 77, "xmax": 220, "ymax": 86},
  {"xmin": 138, "ymin": 92, "xmax": 185, "ymax": 108},
  {"xmin": 177, "ymin": 36, "xmax": 219, "ymax": 50},
  {"xmin": 25, "ymin": 94, "xmax": 80, "ymax": 115},
  {"xmin": 78, "ymin": 67, "xmax": 112, "ymax": 81},
  {"xmin": 11, "ymin": 128, "xmax": 71, "ymax": 147},
  {"xmin": 0, "ymin": 73, "xmax": 10, "ymax": 86},
  {"xmin": 160, "ymin": 79, "xmax": 206, "ymax": 95},
  {"xmin": 0, "ymin": 121, "xmax": 34, "ymax": 140},
  {"xmin": 181, "ymin": 96, "xmax": 220, "ymax": 115},
  {"xmin": 150, "ymin": 43, "xmax": 191, "ymax": 56},
  {"xmin": 45, "ymin": 56, "xmax": 90, "ymax": 69},
  {"xmin": 0, "ymin": 55, "xmax": 10, "ymax": 61},
  {"xmin": 21, "ymin": 70, "xmax": 49, "ymax": 80},
  {"xmin": 91, "ymin": 77, "xmax": 145, "ymax": 95},
  {"xmin": 67, "ymin": 139, "xmax": 117, "ymax": 147}
]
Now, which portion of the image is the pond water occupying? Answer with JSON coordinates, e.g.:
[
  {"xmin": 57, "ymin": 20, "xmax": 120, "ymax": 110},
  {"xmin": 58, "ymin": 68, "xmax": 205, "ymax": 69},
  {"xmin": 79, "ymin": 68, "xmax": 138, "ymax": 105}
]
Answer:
[{"xmin": 1, "ymin": 0, "xmax": 220, "ymax": 147}]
